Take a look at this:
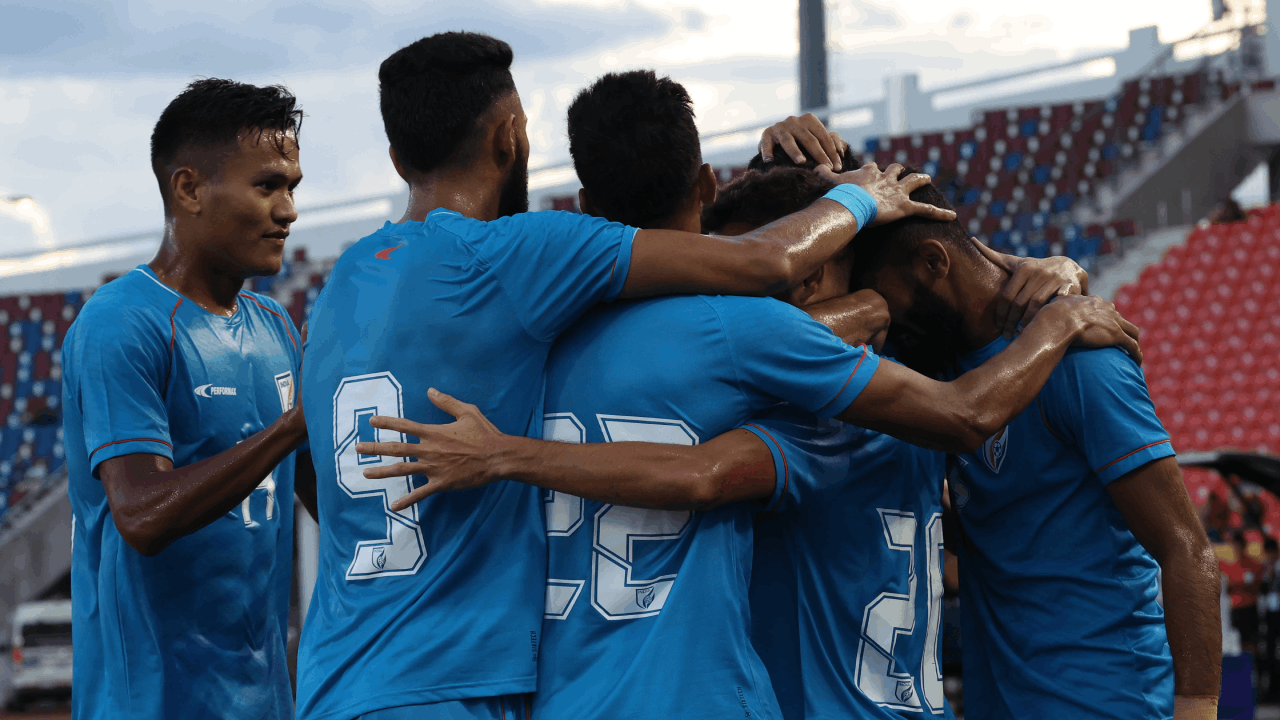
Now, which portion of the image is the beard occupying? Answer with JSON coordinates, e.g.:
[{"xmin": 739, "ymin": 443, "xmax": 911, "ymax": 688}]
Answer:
[
  {"xmin": 889, "ymin": 278, "xmax": 967, "ymax": 379},
  {"xmin": 496, "ymin": 152, "xmax": 530, "ymax": 218}
]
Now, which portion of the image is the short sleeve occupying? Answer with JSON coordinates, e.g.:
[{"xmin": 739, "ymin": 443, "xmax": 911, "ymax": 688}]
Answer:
[
  {"xmin": 68, "ymin": 309, "xmax": 173, "ymax": 476},
  {"xmin": 741, "ymin": 405, "xmax": 857, "ymax": 513},
  {"xmin": 1042, "ymin": 347, "xmax": 1175, "ymax": 484},
  {"xmin": 715, "ymin": 297, "xmax": 880, "ymax": 418},
  {"xmin": 476, "ymin": 211, "xmax": 636, "ymax": 342}
]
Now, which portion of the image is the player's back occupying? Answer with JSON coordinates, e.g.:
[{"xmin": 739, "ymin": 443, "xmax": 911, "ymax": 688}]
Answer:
[
  {"xmin": 64, "ymin": 267, "xmax": 300, "ymax": 720},
  {"xmin": 296, "ymin": 208, "xmax": 635, "ymax": 720},
  {"xmin": 535, "ymin": 294, "xmax": 879, "ymax": 720},
  {"xmin": 948, "ymin": 337, "xmax": 1174, "ymax": 720},
  {"xmin": 747, "ymin": 402, "xmax": 953, "ymax": 720}
]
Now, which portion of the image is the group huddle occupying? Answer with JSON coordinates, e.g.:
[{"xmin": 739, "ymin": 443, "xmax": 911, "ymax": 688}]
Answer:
[{"xmin": 63, "ymin": 31, "xmax": 1222, "ymax": 720}]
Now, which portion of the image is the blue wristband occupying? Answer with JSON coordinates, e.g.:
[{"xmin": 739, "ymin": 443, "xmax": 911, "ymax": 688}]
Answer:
[{"xmin": 822, "ymin": 184, "xmax": 878, "ymax": 230}]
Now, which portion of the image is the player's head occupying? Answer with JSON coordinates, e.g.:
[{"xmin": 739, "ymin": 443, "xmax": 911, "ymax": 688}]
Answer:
[
  {"xmin": 150, "ymin": 78, "xmax": 304, "ymax": 278},
  {"xmin": 703, "ymin": 167, "xmax": 850, "ymax": 307},
  {"xmin": 849, "ymin": 167, "xmax": 989, "ymax": 373},
  {"xmin": 380, "ymin": 32, "xmax": 528, "ymax": 218},
  {"xmin": 568, "ymin": 70, "xmax": 714, "ymax": 232},
  {"xmin": 744, "ymin": 142, "xmax": 859, "ymax": 174}
]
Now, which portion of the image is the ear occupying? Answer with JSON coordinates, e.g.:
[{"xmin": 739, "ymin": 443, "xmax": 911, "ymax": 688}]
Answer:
[
  {"xmin": 490, "ymin": 112, "xmax": 518, "ymax": 173},
  {"xmin": 389, "ymin": 145, "xmax": 409, "ymax": 182},
  {"xmin": 169, "ymin": 166, "xmax": 202, "ymax": 216},
  {"xmin": 697, "ymin": 163, "xmax": 717, "ymax": 207},
  {"xmin": 914, "ymin": 238, "xmax": 951, "ymax": 283},
  {"xmin": 578, "ymin": 188, "xmax": 599, "ymax": 218}
]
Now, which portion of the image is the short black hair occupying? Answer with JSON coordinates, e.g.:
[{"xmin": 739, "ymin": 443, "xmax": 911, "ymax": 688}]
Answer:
[
  {"xmin": 150, "ymin": 78, "xmax": 302, "ymax": 209},
  {"xmin": 745, "ymin": 142, "xmax": 859, "ymax": 173},
  {"xmin": 702, "ymin": 167, "xmax": 834, "ymax": 234},
  {"xmin": 850, "ymin": 166, "xmax": 975, "ymax": 283},
  {"xmin": 379, "ymin": 32, "xmax": 516, "ymax": 176},
  {"xmin": 568, "ymin": 70, "xmax": 701, "ymax": 228}
]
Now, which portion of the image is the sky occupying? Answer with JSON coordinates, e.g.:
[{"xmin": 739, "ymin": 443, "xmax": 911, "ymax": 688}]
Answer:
[{"xmin": 0, "ymin": 0, "xmax": 1220, "ymax": 254}]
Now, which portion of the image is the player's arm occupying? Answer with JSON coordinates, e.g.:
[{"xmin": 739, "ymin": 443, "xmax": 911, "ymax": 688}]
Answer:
[
  {"xmin": 99, "ymin": 407, "xmax": 307, "ymax": 556},
  {"xmin": 834, "ymin": 294, "xmax": 1140, "ymax": 453},
  {"xmin": 1107, "ymin": 458, "xmax": 1221, "ymax": 719},
  {"xmin": 620, "ymin": 163, "xmax": 956, "ymax": 299},
  {"xmin": 969, "ymin": 237, "xmax": 1089, "ymax": 337},
  {"xmin": 361, "ymin": 389, "xmax": 777, "ymax": 512},
  {"xmin": 802, "ymin": 289, "xmax": 890, "ymax": 348}
]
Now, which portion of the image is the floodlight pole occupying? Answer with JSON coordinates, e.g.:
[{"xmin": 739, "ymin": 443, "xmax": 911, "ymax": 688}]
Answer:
[{"xmin": 799, "ymin": 0, "xmax": 829, "ymax": 120}]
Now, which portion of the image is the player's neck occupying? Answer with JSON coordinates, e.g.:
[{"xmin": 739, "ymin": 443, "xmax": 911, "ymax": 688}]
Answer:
[
  {"xmin": 399, "ymin": 169, "xmax": 502, "ymax": 223},
  {"xmin": 149, "ymin": 234, "xmax": 245, "ymax": 317},
  {"xmin": 954, "ymin": 259, "xmax": 1009, "ymax": 353}
]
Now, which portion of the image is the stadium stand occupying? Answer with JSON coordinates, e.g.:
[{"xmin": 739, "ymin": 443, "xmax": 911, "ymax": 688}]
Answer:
[{"xmin": 1113, "ymin": 205, "xmax": 1280, "ymax": 535}]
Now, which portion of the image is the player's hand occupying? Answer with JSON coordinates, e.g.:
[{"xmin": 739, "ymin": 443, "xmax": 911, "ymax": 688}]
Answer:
[
  {"xmin": 758, "ymin": 113, "xmax": 848, "ymax": 170},
  {"xmin": 972, "ymin": 238, "xmax": 1088, "ymax": 339},
  {"xmin": 817, "ymin": 162, "xmax": 957, "ymax": 226},
  {"xmin": 357, "ymin": 389, "xmax": 507, "ymax": 511},
  {"xmin": 1041, "ymin": 294, "xmax": 1142, "ymax": 365}
]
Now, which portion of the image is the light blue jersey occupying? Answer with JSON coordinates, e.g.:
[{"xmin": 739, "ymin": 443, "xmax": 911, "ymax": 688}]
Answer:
[
  {"xmin": 297, "ymin": 209, "xmax": 635, "ymax": 720},
  {"xmin": 64, "ymin": 265, "xmax": 302, "ymax": 720},
  {"xmin": 949, "ymin": 338, "xmax": 1175, "ymax": 720},
  {"xmin": 535, "ymin": 294, "xmax": 879, "ymax": 720},
  {"xmin": 746, "ymin": 402, "xmax": 954, "ymax": 720}
]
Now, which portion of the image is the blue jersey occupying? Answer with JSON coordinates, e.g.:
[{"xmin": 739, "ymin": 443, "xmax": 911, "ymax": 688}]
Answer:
[
  {"xmin": 535, "ymin": 294, "xmax": 879, "ymax": 720},
  {"xmin": 63, "ymin": 265, "xmax": 302, "ymax": 720},
  {"xmin": 949, "ymin": 338, "xmax": 1175, "ymax": 720},
  {"xmin": 297, "ymin": 209, "xmax": 635, "ymax": 720},
  {"xmin": 746, "ymin": 402, "xmax": 954, "ymax": 720}
]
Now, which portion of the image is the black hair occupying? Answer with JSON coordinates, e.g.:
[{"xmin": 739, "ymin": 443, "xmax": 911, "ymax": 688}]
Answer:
[
  {"xmin": 379, "ymin": 32, "xmax": 516, "ymax": 176},
  {"xmin": 702, "ymin": 167, "xmax": 834, "ymax": 234},
  {"xmin": 745, "ymin": 141, "xmax": 860, "ymax": 173},
  {"xmin": 150, "ymin": 78, "xmax": 303, "ymax": 210},
  {"xmin": 568, "ymin": 70, "xmax": 701, "ymax": 228},
  {"xmin": 850, "ymin": 165, "xmax": 976, "ymax": 284},
  {"xmin": 1265, "ymin": 537, "xmax": 1278, "ymax": 552}
]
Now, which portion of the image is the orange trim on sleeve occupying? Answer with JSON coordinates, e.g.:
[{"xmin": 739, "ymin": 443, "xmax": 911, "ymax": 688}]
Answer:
[
  {"xmin": 745, "ymin": 423, "xmax": 789, "ymax": 512},
  {"xmin": 89, "ymin": 437, "xmax": 173, "ymax": 464},
  {"xmin": 817, "ymin": 344, "xmax": 870, "ymax": 415},
  {"xmin": 1095, "ymin": 440, "xmax": 1172, "ymax": 475},
  {"xmin": 239, "ymin": 293, "xmax": 298, "ymax": 351}
]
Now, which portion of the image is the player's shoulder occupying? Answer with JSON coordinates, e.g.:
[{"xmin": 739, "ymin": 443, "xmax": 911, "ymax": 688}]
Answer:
[
  {"xmin": 703, "ymin": 294, "xmax": 809, "ymax": 323},
  {"xmin": 434, "ymin": 208, "xmax": 619, "ymax": 245},
  {"xmin": 73, "ymin": 269, "xmax": 176, "ymax": 334},
  {"xmin": 1055, "ymin": 344, "xmax": 1144, "ymax": 381}
]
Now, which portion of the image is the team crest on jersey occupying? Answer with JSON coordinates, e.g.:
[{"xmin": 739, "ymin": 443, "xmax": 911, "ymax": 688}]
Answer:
[
  {"xmin": 372, "ymin": 546, "xmax": 387, "ymax": 570},
  {"xmin": 979, "ymin": 425, "xmax": 1010, "ymax": 473},
  {"xmin": 274, "ymin": 371, "xmax": 295, "ymax": 413},
  {"xmin": 896, "ymin": 680, "xmax": 915, "ymax": 704},
  {"xmin": 636, "ymin": 586, "xmax": 655, "ymax": 610}
]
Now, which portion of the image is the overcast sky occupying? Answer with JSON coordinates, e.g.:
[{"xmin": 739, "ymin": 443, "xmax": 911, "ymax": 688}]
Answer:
[{"xmin": 0, "ymin": 0, "xmax": 1216, "ymax": 253}]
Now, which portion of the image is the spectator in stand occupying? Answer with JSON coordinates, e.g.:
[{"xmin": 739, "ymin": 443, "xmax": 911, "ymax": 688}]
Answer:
[
  {"xmin": 1201, "ymin": 491, "xmax": 1230, "ymax": 543},
  {"xmin": 1263, "ymin": 537, "xmax": 1280, "ymax": 700},
  {"xmin": 1221, "ymin": 532, "xmax": 1264, "ymax": 656}
]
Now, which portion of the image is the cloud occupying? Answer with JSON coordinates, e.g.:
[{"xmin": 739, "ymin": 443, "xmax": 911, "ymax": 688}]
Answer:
[{"xmin": 0, "ymin": 0, "xmax": 677, "ymax": 76}]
